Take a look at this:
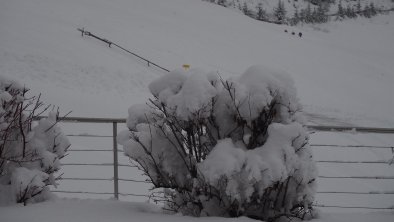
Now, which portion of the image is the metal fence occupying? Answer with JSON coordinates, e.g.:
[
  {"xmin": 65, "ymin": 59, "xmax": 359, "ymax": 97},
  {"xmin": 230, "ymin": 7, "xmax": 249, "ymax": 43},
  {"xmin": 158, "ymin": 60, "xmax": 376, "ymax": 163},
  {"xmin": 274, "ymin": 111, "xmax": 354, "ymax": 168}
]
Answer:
[
  {"xmin": 48, "ymin": 117, "xmax": 150, "ymax": 199},
  {"xmin": 50, "ymin": 116, "xmax": 394, "ymax": 210}
]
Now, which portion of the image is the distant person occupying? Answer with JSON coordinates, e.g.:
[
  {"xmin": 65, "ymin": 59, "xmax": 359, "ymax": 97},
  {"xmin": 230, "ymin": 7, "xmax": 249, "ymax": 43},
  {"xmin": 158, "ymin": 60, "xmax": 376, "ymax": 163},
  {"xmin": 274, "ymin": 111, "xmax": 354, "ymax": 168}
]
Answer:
[{"xmin": 299, "ymin": 32, "xmax": 302, "ymax": 38}]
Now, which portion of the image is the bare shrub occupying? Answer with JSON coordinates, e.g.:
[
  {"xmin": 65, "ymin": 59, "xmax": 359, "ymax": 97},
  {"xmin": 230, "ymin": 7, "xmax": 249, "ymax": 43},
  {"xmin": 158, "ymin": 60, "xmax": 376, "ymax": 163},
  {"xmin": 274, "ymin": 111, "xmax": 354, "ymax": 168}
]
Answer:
[{"xmin": 118, "ymin": 66, "xmax": 317, "ymax": 220}]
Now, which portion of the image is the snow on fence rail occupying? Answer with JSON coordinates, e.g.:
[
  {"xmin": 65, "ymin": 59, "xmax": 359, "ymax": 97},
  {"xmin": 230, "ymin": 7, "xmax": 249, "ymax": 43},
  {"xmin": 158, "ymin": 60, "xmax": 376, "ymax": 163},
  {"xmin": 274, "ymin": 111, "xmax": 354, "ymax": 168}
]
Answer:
[{"xmin": 37, "ymin": 116, "xmax": 394, "ymax": 210}]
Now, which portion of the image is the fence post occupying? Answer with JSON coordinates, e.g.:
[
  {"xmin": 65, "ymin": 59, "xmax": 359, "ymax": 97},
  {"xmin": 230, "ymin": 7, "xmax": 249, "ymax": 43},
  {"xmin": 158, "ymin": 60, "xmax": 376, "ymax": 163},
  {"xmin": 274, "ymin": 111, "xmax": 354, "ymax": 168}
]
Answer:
[{"xmin": 113, "ymin": 122, "xmax": 119, "ymax": 199}]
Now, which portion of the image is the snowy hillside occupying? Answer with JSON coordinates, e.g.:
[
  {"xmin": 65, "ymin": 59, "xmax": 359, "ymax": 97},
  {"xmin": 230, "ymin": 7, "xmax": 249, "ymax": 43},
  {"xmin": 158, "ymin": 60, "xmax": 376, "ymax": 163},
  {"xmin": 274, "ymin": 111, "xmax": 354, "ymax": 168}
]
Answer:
[{"xmin": 212, "ymin": 0, "xmax": 394, "ymax": 16}]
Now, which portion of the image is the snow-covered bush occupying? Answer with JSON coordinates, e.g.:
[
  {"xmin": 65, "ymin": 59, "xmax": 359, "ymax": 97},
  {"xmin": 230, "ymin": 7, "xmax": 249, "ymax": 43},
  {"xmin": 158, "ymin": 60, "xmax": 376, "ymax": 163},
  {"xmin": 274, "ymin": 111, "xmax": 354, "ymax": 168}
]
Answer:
[
  {"xmin": 0, "ymin": 76, "xmax": 70, "ymax": 206},
  {"xmin": 118, "ymin": 66, "xmax": 317, "ymax": 220}
]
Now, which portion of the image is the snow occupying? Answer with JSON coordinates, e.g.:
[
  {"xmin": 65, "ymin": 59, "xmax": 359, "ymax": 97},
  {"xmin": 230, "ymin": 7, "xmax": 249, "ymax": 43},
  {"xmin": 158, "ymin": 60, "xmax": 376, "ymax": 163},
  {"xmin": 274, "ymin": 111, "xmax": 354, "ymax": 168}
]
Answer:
[
  {"xmin": 199, "ymin": 123, "xmax": 317, "ymax": 204},
  {"xmin": 149, "ymin": 69, "xmax": 188, "ymax": 100},
  {"xmin": 229, "ymin": 65, "xmax": 301, "ymax": 123},
  {"xmin": 149, "ymin": 68, "xmax": 218, "ymax": 120},
  {"xmin": 0, "ymin": 0, "xmax": 393, "ymax": 220},
  {"xmin": 164, "ymin": 69, "xmax": 217, "ymax": 120},
  {"xmin": 124, "ymin": 103, "xmax": 156, "ymax": 131},
  {"xmin": 199, "ymin": 138, "xmax": 246, "ymax": 183},
  {"xmin": 10, "ymin": 168, "xmax": 49, "ymax": 203},
  {"xmin": 1, "ymin": 198, "xmax": 394, "ymax": 222}
]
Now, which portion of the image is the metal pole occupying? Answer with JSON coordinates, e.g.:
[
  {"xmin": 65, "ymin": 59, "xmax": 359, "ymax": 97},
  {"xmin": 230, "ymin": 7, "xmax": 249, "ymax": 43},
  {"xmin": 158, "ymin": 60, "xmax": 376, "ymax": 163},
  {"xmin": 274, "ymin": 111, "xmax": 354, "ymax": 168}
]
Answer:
[{"xmin": 112, "ymin": 122, "xmax": 119, "ymax": 199}]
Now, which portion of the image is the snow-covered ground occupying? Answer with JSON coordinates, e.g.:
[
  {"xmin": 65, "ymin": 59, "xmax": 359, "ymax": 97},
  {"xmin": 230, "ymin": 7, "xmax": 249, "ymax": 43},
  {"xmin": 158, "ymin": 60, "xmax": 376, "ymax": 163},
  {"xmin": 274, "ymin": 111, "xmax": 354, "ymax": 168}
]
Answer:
[
  {"xmin": 1, "ymin": 198, "xmax": 394, "ymax": 222},
  {"xmin": 1, "ymin": 0, "xmax": 394, "ymax": 221}
]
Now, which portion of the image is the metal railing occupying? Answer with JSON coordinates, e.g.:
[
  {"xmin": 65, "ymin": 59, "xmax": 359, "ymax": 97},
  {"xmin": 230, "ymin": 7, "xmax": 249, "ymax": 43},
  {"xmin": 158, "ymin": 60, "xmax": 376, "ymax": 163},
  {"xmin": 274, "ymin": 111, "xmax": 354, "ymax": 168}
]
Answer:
[
  {"xmin": 53, "ymin": 117, "xmax": 126, "ymax": 199},
  {"xmin": 77, "ymin": 28, "xmax": 170, "ymax": 73},
  {"xmin": 49, "ymin": 116, "xmax": 394, "ymax": 210},
  {"xmin": 307, "ymin": 125, "xmax": 394, "ymax": 134}
]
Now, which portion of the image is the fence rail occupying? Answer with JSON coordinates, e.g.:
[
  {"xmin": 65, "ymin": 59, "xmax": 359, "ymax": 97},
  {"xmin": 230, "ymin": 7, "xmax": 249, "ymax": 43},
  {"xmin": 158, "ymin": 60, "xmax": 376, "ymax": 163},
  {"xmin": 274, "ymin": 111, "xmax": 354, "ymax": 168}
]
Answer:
[
  {"xmin": 317, "ymin": 191, "xmax": 394, "ymax": 195},
  {"xmin": 46, "ymin": 116, "xmax": 394, "ymax": 210},
  {"xmin": 307, "ymin": 125, "xmax": 394, "ymax": 134},
  {"xmin": 311, "ymin": 144, "xmax": 393, "ymax": 149},
  {"xmin": 318, "ymin": 175, "xmax": 394, "ymax": 180},
  {"xmin": 316, "ymin": 160, "xmax": 391, "ymax": 164},
  {"xmin": 77, "ymin": 28, "xmax": 170, "ymax": 73},
  {"xmin": 52, "ymin": 190, "xmax": 150, "ymax": 197},
  {"xmin": 313, "ymin": 204, "xmax": 394, "ymax": 210}
]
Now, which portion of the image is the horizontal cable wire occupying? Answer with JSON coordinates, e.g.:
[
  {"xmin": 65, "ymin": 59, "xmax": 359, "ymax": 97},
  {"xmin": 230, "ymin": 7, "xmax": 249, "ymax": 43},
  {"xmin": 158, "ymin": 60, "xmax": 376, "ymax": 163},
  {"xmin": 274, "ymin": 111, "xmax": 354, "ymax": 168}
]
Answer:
[
  {"xmin": 66, "ymin": 134, "xmax": 112, "ymax": 138},
  {"xmin": 35, "ymin": 116, "xmax": 126, "ymax": 123},
  {"xmin": 311, "ymin": 144, "xmax": 393, "ymax": 149},
  {"xmin": 53, "ymin": 190, "xmax": 114, "ymax": 195},
  {"xmin": 319, "ymin": 175, "xmax": 394, "ymax": 179},
  {"xmin": 118, "ymin": 178, "xmax": 150, "ymax": 183},
  {"xmin": 59, "ymin": 177, "xmax": 147, "ymax": 183},
  {"xmin": 118, "ymin": 163, "xmax": 136, "ymax": 168},
  {"xmin": 317, "ymin": 191, "xmax": 394, "ymax": 195},
  {"xmin": 68, "ymin": 145, "xmax": 392, "ymax": 151},
  {"xmin": 59, "ymin": 177, "xmax": 113, "ymax": 181},
  {"xmin": 118, "ymin": 192, "xmax": 150, "ymax": 197},
  {"xmin": 52, "ymin": 190, "xmax": 149, "ymax": 197},
  {"xmin": 316, "ymin": 160, "xmax": 390, "ymax": 164},
  {"xmin": 62, "ymin": 163, "xmax": 114, "ymax": 166},
  {"xmin": 61, "ymin": 163, "xmax": 136, "ymax": 168},
  {"xmin": 67, "ymin": 146, "xmax": 392, "ymax": 151},
  {"xmin": 307, "ymin": 125, "xmax": 394, "ymax": 134},
  {"xmin": 67, "ymin": 149, "xmax": 123, "ymax": 152},
  {"xmin": 68, "ymin": 149, "xmax": 112, "ymax": 152},
  {"xmin": 61, "ymin": 161, "xmax": 390, "ymax": 167},
  {"xmin": 313, "ymin": 204, "xmax": 394, "ymax": 210}
]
